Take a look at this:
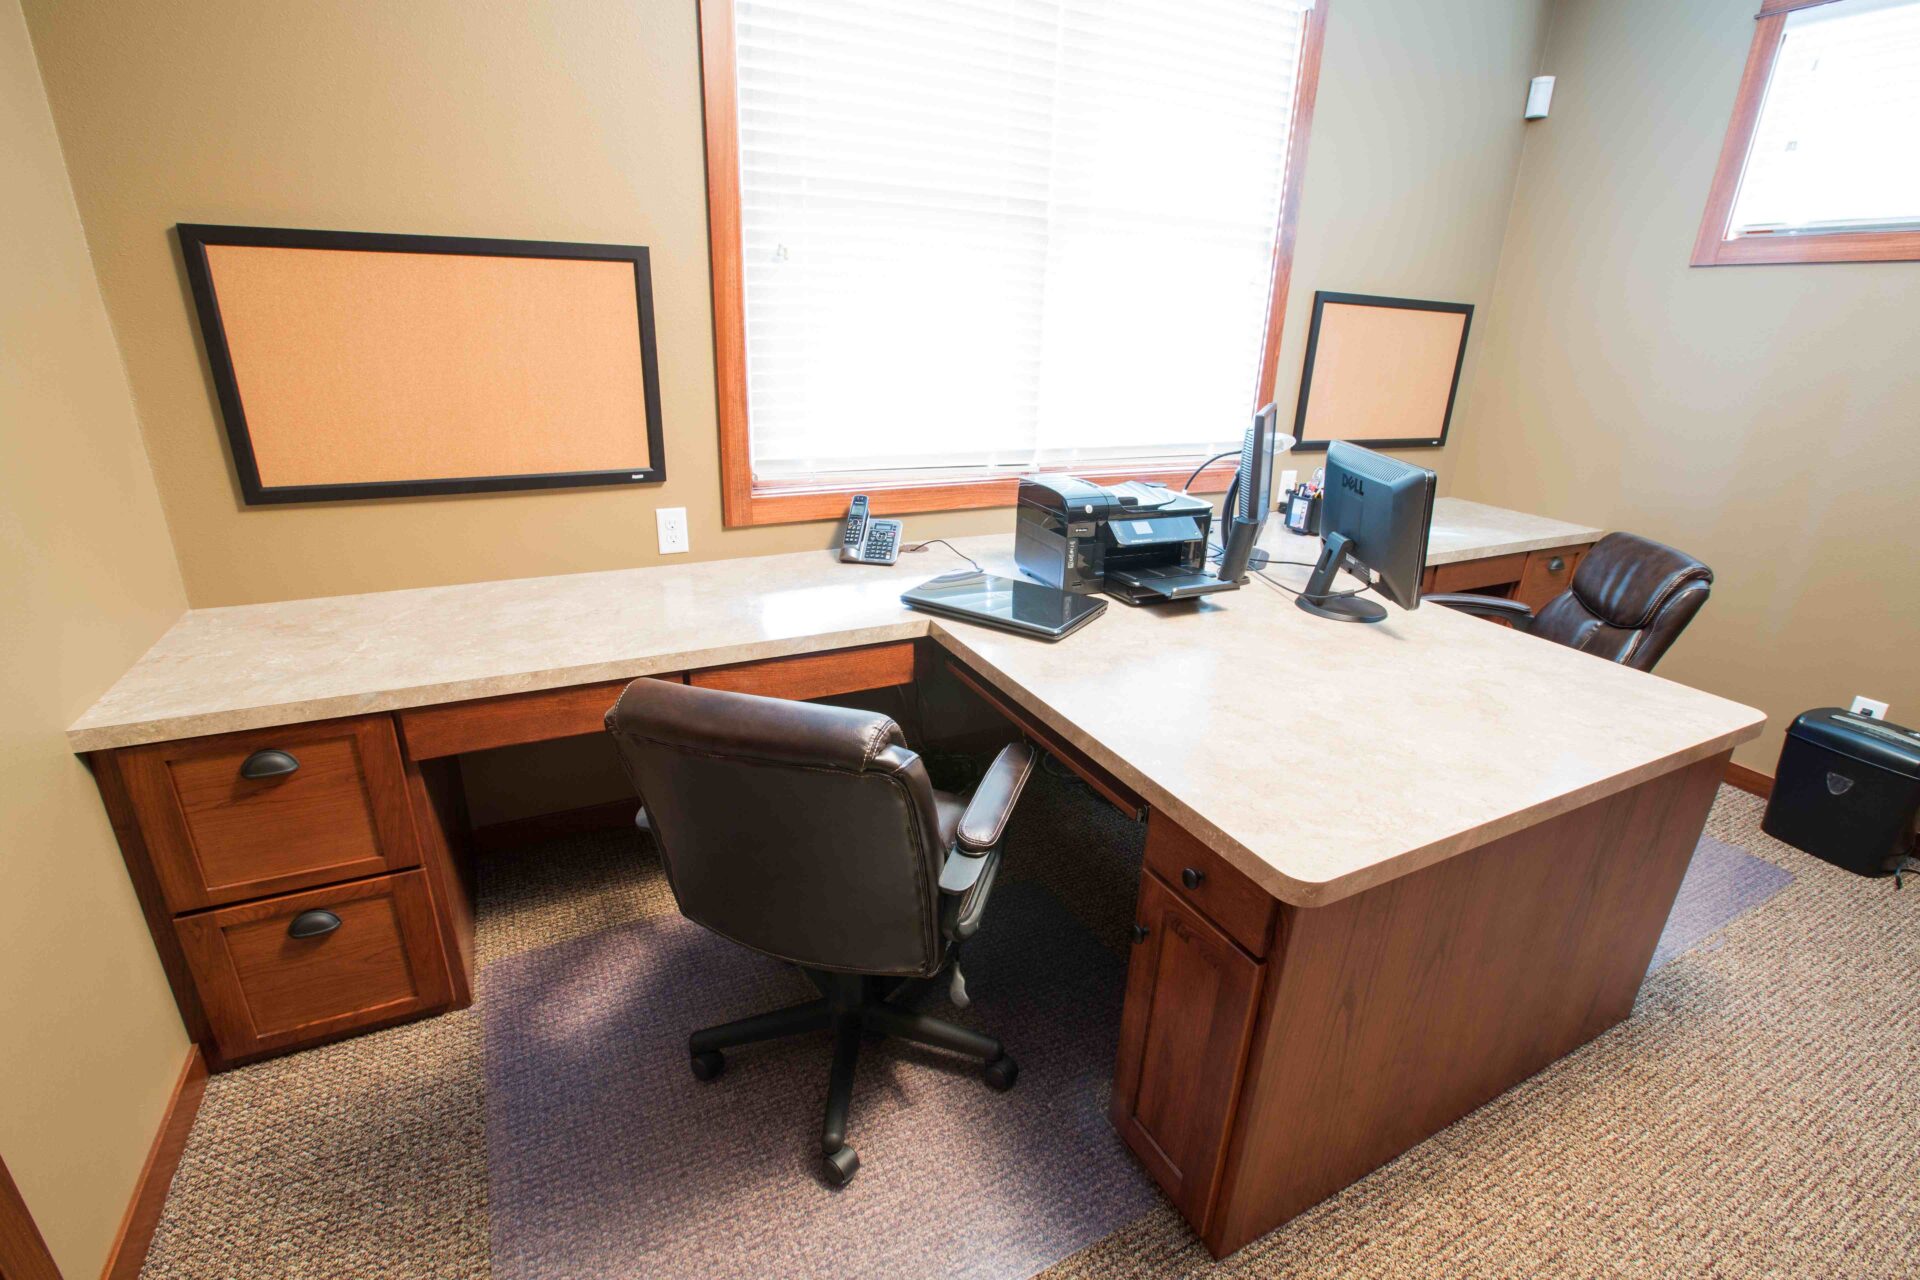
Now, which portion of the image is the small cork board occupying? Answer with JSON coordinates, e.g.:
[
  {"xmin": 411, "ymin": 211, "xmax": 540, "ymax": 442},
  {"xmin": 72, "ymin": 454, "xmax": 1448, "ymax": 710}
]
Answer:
[
  {"xmin": 179, "ymin": 225, "xmax": 665, "ymax": 503},
  {"xmin": 1291, "ymin": 292, "xmax": 1472, "ymax": 451}
]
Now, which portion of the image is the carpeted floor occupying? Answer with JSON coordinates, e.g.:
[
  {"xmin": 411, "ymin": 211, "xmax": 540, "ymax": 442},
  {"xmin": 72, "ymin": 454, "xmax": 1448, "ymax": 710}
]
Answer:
[{"xmin": 140, "ymin": 774, "xmax": 1920, "ymax": 1278}]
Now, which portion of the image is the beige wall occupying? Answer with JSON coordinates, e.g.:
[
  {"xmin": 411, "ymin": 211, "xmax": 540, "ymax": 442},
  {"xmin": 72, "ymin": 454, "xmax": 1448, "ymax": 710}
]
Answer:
[
  {"xmin": 0, "ymin": 3, "xmax": 194, "ymax": 1274},
  {"xmin": 1273, "ymin": 0, "xmax": 1550, "ymax": 488},
  {"xmin": 22, "ymin": 0, "xmax": 1547, "ymax": 614},
  {"xmin": 1451, "ymin": 0, "xmax": 1920, "ymax": 773},
  {"xmin": 20, "ymin": 0, "xmax": 1550, "ymax": 824}
]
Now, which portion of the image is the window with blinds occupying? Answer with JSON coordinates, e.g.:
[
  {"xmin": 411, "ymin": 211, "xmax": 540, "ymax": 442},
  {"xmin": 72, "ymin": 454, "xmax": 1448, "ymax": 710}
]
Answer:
[
  {"xmin": 728, "ymin": 0, "xmax": 1316, "ymax": 483},
  {"xmin": 1729, "ymin": 0, "xmax": 1920, "ymax": 237}
]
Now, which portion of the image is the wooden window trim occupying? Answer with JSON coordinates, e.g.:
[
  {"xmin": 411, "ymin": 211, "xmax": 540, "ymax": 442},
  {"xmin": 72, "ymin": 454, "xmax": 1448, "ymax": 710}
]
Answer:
[
  {"xmin": 1693, "ymin": 2, "xmax": 1920, "ymax": 267},
  {"xmin": 697, "ymin": 0, "xmax": 1332, "ymax": 527}
]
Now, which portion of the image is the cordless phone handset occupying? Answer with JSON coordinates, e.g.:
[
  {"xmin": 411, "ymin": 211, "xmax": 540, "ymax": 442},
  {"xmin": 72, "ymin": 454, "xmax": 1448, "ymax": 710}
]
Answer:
[
  {"xmin": 840, "ymin": 494, "xmax": 871, "ymax": 561},
  {"xmin": 840, "ymin": 494, "xmax": 902, "ymax": 566}
]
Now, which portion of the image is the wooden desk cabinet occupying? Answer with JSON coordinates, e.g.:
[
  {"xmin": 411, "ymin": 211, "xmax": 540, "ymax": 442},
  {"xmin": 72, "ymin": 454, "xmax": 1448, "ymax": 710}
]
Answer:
[
  {"xmin": 1104, "ymin": 756, "xmax": 1723, "ymax": 1258},
  {"xmin": 1111, "ymin": 868, "xmax": 1262, "ymax": 1229},
  {"xmin": 88, "ymin": 642, "xmax": 925, "ymax": 1068}
]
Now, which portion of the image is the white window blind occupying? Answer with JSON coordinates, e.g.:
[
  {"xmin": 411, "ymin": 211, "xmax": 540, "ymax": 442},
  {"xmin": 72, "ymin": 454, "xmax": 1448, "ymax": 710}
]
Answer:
[
  {"xmin": 731, "ymin": 0, "xmax": 1314, "ymax": 481},
  {"xmin": 1730, "ymin": 0, "xmax": 1920, "ymax": 236}
]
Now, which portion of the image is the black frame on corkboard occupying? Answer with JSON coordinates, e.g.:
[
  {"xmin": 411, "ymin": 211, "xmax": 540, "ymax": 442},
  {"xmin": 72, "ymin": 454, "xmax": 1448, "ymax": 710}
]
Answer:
[
  {"xmin": 1290, "ymin": 291, "xmax": 1473, "ymax": 452},
  {"xmin": 177, "ymin": 223, "xmax": 667, "ymax": 505}
]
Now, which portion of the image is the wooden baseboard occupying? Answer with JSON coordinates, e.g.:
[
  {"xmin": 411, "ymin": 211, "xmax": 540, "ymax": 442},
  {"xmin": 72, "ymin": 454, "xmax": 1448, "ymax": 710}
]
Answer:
[
  {"xmin": 1724, "ymin": 760, "xmax": 1774, "ymax": 799},
  {"xmin": 1, "ymin": 1150, "xmax": 61, "ymax": 1280},
  {"xmin": 101, "ymin": 1046, "xmax": 207, "ymax": 1280},
  {"xmin": 470, "ymin": 797, "xmax": 637, "ymax": 855}
]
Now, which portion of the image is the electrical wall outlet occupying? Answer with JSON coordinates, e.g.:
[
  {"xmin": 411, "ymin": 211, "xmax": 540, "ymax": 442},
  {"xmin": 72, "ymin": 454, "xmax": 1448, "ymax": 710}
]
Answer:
[
  {"xmin": 656, "ymin": 507, "xmax": 689, "ymax": 555},
  {"xmin": 1850, "ymin": 695, "xmax": 1889, "ymax": 720}
]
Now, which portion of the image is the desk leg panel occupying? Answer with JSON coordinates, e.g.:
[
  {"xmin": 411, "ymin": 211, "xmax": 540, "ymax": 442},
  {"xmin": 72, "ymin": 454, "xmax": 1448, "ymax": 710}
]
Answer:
[
  {"xmin": 1204, "ymin": 751, "xmax": 1728, "ymax": 1257},
  {"xmin": 405, "ymin": 754, "xmax": 476, "ymax": 1009}
]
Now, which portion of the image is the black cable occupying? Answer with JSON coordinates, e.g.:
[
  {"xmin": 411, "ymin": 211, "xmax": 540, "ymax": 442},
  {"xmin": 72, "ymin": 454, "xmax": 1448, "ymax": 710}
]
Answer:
[
  {"xmin": 902, "ymin": 538, "xmax": 982, "ymax": 575},
  {"xmin": 1252, "ymin": 561, "xmax": 1371, "ymax": 602},
  {"xmin": 1183, "ymin": 450, "xmax": 1241, "ymax": 492}
]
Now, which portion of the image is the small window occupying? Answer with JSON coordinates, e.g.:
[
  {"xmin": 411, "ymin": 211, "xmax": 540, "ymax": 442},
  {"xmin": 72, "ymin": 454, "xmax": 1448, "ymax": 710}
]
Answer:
[{"xmin": 1695, "ymin": 0, "xmax": 1920, "ymax": 265}]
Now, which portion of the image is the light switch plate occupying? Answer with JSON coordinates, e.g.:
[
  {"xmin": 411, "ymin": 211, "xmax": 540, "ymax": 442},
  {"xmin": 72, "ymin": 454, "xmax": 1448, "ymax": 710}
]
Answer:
[
  {"xmin": 656, "ymin": 507, "xmax": 689, "ymax": 555},
  {"xmin": 1850, "ymin": 695, "xmax": 1889, "ymax": 720}
]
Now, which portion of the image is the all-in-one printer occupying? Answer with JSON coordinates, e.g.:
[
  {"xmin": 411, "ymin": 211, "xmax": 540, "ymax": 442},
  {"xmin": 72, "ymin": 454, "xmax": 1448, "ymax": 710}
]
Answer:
[{"xmin": 1015, "ymin": 476, "xmax": 1239, "ymax": 605}]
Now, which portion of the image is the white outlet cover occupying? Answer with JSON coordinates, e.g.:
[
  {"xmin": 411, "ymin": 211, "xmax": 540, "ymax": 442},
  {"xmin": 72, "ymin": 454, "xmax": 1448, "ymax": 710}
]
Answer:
[
  {"xmin": 656, "ymin": 507, "xmax": 689, "ymax": 554},
  {"xmin": 1525, "ymin": 75, "xmax": 1555, "ymax": 120},
  {"xmin": 1850, "ymin": 695, "xmax": 1889, "ymax": 720}
]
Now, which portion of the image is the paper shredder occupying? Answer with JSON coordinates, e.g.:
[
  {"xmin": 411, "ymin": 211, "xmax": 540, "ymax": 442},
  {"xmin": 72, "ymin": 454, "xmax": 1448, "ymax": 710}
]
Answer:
[{"xmin": 1762, "ymin": 708, "xmax": 1920, "ymax": 878}]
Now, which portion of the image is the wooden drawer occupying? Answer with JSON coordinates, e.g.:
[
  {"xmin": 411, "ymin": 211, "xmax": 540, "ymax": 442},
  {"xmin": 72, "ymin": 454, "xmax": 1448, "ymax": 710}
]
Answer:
[
  {"xmin": 1430, "ymin": 551, "xmax": 1529, "ymax": 594},
  {"xmin": 1143, "ymin": 813, "xmax": 1276, "ymax": 958},
  {"xmin": 176, "ymin": 871, "xmax": 452, "ymax": 1062},
  {"xmin": 691, "ymin": 642, "xmax": 918, "ymax": 701},
  {"xmin": 118, "ymin": 717, "xmax": 420, "ymax": 912},
  {"xmin": 1512, "ymin": 543, "xmax": 1589, "ymax": 612},
  {"xmin": 398, "ymin": 673, "xmax": 684, "ymax": 759}
]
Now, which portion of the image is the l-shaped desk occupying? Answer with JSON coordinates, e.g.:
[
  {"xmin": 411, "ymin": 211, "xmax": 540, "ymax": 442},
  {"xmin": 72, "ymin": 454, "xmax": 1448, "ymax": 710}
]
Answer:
[{"xmin": 70, "ymin": 499, "xmax": 1762, "ymax": 1258}]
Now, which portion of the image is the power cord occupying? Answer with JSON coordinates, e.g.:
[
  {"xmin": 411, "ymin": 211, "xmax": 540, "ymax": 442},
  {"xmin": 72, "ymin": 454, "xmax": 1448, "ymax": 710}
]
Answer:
[
  {"xmin": 1252, "ymin": 559, "xmax": 1372, "ymax": 603},
  {"xmin": 902, "ymin": 538, "xmax": 983, "ymax": 576},
  {"xmin": 1183, "ymin": 450, "xmax": 1241, "ymax": 492}
]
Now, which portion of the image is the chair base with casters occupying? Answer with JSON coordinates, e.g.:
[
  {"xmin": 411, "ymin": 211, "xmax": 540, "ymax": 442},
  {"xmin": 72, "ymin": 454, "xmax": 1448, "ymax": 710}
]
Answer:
[{"xmin": 688, "ymin": 966, "xmax": 1016, "ymax": 1185}]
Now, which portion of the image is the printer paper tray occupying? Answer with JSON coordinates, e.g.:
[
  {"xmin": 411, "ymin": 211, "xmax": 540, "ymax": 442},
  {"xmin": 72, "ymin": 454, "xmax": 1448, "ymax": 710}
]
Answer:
[{"xmin": 1105, "ymin": 569, "xmax": 1240, "ymax": 603}]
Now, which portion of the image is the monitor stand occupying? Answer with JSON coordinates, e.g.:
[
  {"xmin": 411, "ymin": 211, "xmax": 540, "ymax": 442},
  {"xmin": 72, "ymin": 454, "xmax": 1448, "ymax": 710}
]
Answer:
[
  {"xmin": 1214, "ymin": 515, "xmax": 1264, "ymax": 584},
  {"xmin": 1295, "ymin": 531, "xmax": 1387, "ymax": 624}
]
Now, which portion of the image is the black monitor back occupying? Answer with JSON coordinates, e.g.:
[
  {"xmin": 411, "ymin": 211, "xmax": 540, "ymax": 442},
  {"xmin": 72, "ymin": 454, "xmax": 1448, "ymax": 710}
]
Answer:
[
  {"xmin": 1236, "ymin": 403, "xmax": 1279, "ymax": 522},
  {"xmin": 1321, "ymin": 441, "xmax": 1435, "ymax": 610}
]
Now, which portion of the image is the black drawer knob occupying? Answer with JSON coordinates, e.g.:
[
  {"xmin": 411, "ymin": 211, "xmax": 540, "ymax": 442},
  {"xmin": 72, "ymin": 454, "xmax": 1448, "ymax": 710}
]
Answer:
[
  {"xmin": 1181, "ymin": 867, "xmax": 1206, "ymax": 890},
  {"xmin": 240, "ymin": 749, "xmax": 300, "ymax": 780},
  {"xmin": 288, "ymin": 909, "xmax": 341, "ymax": 939},
  {"xmin": 1131, "ymin": 923, "xmax": 1150, "ymax": 944},
  {"xmin": 1548, "ymin": 556, "xmax": 1567, "ymax": 573}
]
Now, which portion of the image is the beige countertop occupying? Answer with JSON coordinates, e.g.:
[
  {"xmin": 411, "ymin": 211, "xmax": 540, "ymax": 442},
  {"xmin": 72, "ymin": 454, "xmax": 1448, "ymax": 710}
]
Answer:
[
  {"xmin": 1421, "ymin": 497, "xmax": 1601, "ymax": 565},
  {"xmin": 69, "ymin": 501, "xmax": 1754, "ymax": 906}
]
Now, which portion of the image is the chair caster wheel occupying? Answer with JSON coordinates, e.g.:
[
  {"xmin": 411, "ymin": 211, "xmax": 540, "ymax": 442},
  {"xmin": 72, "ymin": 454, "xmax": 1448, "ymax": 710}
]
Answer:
[
  {"xmin": 983, "ymin": 1053, "xmax": 1018, "ymax": 1091},
  {"xmin": 690, "ymin": 1050, "xmax": 725, "ymax": 1082},
  {"xmin": 823, "ymin": 1144, "xmax": 860, "ymax": 1185}
]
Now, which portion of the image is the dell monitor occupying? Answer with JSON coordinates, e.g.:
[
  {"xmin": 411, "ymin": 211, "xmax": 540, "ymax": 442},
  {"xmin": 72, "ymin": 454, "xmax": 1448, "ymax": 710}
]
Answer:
[
  {"xmin": 1297, "ymin": 441, "xmax": 1436, "ymax": 623},
  {"xmin": 1216, "ymin": 403, "xmax": 1282, "ymax": 583}
]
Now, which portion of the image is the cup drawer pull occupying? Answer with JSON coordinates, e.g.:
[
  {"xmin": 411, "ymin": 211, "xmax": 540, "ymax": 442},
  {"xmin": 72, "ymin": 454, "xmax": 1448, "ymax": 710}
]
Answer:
[
  {"xmin": 240, "ymin": 749, "xmax": 300, "ymax": 780},
  {"xmin": 288, "ymin": 909, "xmax": 342, "ymax": 939}
]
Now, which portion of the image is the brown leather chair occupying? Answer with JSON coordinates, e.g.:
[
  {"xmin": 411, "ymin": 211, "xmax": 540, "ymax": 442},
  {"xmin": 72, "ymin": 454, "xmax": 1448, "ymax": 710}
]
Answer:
[
  {"xmin": 604, "ymin": 677, "xmax": 1035, "ymax": 1186},
  {"xmin": 1427, "ymin": 531, "xmax": 1712, "ymax": 673}
]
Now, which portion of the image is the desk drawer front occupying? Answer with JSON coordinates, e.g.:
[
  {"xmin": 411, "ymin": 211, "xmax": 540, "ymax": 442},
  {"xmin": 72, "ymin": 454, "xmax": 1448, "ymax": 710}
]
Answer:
[
  {"xmin": 1430, "ymin": 552, "xmax": 1529, "ymax": 594},
  {"xmin": 120, "ymin": 717, "xmax": 420, "ymax": 912},
  {"xmin": 175, "ymin": 870, "xmax": 452, "ymax": 1062},
  {"xmin": 1144, "ymin": 814, "xmax": 1275, "ymax": 958},
  {"xmin": 690, "ymin": 642, "xmax": 918, "ymax": 701},
  {"xmin": 1512, "ymin": 543, "xmax": 1589, "ymax": 612}
]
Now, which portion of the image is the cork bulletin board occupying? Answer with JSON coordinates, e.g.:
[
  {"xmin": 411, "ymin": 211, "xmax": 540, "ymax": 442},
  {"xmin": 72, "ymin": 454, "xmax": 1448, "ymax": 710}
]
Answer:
[
  {"xmin": 1290, "ymin": 292, "xmax": 1473, "ymax": 452},
  {"xmin": 178, "ymin": 224, "xmax": 665, "ymax": 504}
]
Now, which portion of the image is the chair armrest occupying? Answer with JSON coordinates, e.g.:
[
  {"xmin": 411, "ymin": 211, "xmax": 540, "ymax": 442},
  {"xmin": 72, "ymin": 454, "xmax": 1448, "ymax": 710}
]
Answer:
[
  {"xmin": 1426, "ymin": 593, "xmax": 1536, "ymax": 628},
  {"xmin": 954, "ymin": 742, "xmax": 1037, "ymax": 854}
]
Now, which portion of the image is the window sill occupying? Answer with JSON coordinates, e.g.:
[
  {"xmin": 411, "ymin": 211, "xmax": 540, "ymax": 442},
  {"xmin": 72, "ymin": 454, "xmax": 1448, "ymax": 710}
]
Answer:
[
  {"xmin": 1691, "ymin": 228, "xmax": 1920, "ymax": 267},
  {"xmin": 724, "ymin": 461, "xmax": 1243, "ymax": 528}
]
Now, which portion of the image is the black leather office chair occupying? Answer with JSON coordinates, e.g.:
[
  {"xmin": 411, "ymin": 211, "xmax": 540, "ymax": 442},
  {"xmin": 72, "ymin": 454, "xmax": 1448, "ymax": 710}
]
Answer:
[
  {"xmin": 1427, "ymin": 531, "xmax": 1712, "ymax": 674},
  {"xmin": 604, "ymin": 677, "xmax": 1035, "ymax": 1185}
]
